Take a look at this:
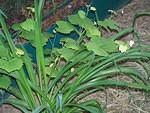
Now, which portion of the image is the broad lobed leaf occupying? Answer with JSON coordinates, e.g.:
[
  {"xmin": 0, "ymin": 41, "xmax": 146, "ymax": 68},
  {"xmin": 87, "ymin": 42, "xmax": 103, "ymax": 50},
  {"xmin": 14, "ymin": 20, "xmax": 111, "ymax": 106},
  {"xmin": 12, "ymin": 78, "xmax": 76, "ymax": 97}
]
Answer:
[
  {"xmin": 0, "ymin": 75, "xmax": 11, "ymax": 89},
  {"xmin": 0, "ymin": 57, "xmax": 23, "ymax": 72}
]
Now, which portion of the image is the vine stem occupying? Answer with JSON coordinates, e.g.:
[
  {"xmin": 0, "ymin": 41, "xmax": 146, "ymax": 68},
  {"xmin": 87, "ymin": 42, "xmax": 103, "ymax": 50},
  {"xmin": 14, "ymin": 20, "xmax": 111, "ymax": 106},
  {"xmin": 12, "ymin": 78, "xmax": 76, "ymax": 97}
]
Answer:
[{"xmin": 132, "ymin": 12, "xmax": 150, "ymax": 47}]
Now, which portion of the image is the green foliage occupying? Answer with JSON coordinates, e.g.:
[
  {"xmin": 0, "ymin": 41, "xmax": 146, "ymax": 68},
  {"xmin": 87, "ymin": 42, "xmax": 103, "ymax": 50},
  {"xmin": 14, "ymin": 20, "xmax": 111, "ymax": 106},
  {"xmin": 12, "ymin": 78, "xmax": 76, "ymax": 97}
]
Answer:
[
  {"xmin": 60, "ymin": 38, "xmax": 80, "ymax": 50},
  {"xmin": 57, "ymin": 10, "xmax": 101, "ymax": 37},
  {"xmin": 0, "ymin": 58, "xmax": 23, "ymax": 73},
  {"xmin": 115, "ymin": 40, "xmax": 130, "ymax": 52},
  {"xmin": 56, "ymin": 48, "xmax": 75, "ymax": 61},
  {"xmin": 98, "ymin": 19, "xmax": 119, "ymax": 31},
  {"xmin": 0, "ymin": 1, "xmax": 150, "ymax": 113},
  {"xmin": 0, "ymin": 76, "xmax": 11, "ymax": 90},
  {"xmin": 86, "ymin": 37, "xmax": 118, "ymax": 56},
  {"xmin": 56, "ymin": 21, "xmax": 75, "ymax": 34},
  {"xmin": 12, "ymin": 19, "xmax": 54, "ymax": 47},
  {"xmin": 20, "ymin": 19, "xmax": 35, "ymax": 31},
  {"xmin": 0, "ymin": 45, "xmax": 9, "ymax": 57}
]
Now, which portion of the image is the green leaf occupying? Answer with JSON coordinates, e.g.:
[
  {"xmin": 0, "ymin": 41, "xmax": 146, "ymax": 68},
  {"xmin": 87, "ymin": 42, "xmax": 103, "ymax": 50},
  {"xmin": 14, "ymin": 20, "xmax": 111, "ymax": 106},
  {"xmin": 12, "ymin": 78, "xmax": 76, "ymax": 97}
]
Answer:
[
  {"xmin": 60, "ymin": 38, "xmax": 80, "ymax": 50},
  {"xmin": 56, "ymin": 93, "xmax": 63, "ymax": 112},
  {"xmin": 56, "ymin": 48, "xmax": 75, "ymax": 61},
  {"xmin": 98, "ymin": 19, "xmax": 119, "ymax": 31},
  {"xmin": 56, "ymin": 21, "xmax": 75, "ymax": 34},
  {"xmin": 86, "ymin": 25, "xmax": 100, "ymax": 38},
  {"xmin": 67, "ymin": 100, "xmax": 104, "ymax": 113},
  {"xmin": 12, "ymin": 23, "xmax": 22, "ymax": 31},
  {"xmin": 41, "ymin": 32, "xmax": 54, "ymax": 45},
  {"xmin": 32, "ymin": 105, "xmax": 46, "ymax": 113},
  {"xmin": 20, "ymin": 30, "xmax": 34, "ymax": 41},
  {"xmin": 68, "ymin": 14, "xmax": 81, "ymax": 25},
  {"xmin": 115, "ymin": 40, "xmax": 130, "ymax": 53},
  {"xmin": 45, "ymin": 66, "xmax": 58, "ymax": 78},
  {"xmin": 20, "ymin": 30, "xmax": 53, "ymax": 47},
  {"xmin": 86, "ymin": 38, "xmax": 118, "ymax": 56},
  {"xmin": 5, "ymin": 98, "xmax": 30, "ymax": 111},
  {"xmin": 86, "ymin": 41, "xmax": 108, "ymax": 56},
  {"xmin": 99, "ymin": 38, "xmax": 119, "ymax": 52},
  {"xmin": 20, "ymin": 19, "xmax": 35, "ymax": 31},
  {"xmin": 0, "ymin": 75, "xmax": 11, "ymax": 89},
  {"xmin": 0, "ymin": 45, "xmax": 9, "ymax": 57},
  {"xmin": 0, "ymin": 57, "xmax": 23, "ymax": 72},
  {"xmin": 42, "ymin": 32, "xmax": 54, "ymax": 39},
  {"xmin": 78, "ymin": 10, "xmax": 86, "ymax": 19},
  {"xmin": 90, "ymin": 80, "xmax": 150, "ymax": 91},
  {"xmin": 68, "ymin": 10, "xmax": 101, "ymax": 37}
]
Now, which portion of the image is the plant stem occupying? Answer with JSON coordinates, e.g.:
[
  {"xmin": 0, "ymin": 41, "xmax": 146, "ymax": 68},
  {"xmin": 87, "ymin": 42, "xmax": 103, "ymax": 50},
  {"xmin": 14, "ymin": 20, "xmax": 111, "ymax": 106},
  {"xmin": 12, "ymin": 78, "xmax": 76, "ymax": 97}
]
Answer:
[
  {"xmin": 0, "ymin": 12, "xmax": 36, "ymax": 110},
  {"xmin": 34, "ymin": 0, "xmax": 47, "ymax": 90},
  {"xmin": 111, "ymin": 27, "xmax": 134, "ymax": 40},
  {"xmin": 0, "ymin": 13, "xmax": 16, "ymax": 54}
]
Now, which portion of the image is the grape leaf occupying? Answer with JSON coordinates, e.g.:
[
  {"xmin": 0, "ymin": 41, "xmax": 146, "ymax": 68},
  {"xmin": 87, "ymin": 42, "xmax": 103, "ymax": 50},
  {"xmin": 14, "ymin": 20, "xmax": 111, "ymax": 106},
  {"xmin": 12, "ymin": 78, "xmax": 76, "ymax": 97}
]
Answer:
[
  {"xmin": 56, "ymin": 21, "xmax": 75, "ymax": 34},
  {"xmin": 98, "ymin": 19, "xmax": 119, "ymax": 31},
  {"xmin": 20, "ymin": 19, "xmax": 35, "ymax": 31},
  {"xmin": 68, "ymin": 10, "xmax": 101, "ymax": 37},
  {"xmin": 78, "ymin": 10, "xmax": 86, "ymax": 19},
  {"xmin": 60, "ymin": 38, "xmax": 80, "ymax": 50},
  {"xmin": 0, "ymin": 75, "xmax": 11, "ymax": 89},
  {"xmin": 20, "ymin": 30, "xmax": 54, "ymax": 47},
  {"xmin": 0, "ymin": 57, "xmax": 23, "ymax": 72},
  {"xmin": 0, "ymin": 45, "xmax": 9, "ymax": 57},
  {"xmin": 56, "ymin": 48, "xmax": 75, "ymax": 61},
  {"xmin": 86, "ymin": 38, "xmax": 118, "ymax": 56}
]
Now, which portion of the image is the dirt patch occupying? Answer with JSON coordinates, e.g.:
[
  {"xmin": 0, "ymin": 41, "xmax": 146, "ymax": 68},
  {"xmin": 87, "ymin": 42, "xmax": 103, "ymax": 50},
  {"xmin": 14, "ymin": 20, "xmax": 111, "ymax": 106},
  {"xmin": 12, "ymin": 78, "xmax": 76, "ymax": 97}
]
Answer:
[
  {"xmin": 112, "ymin": 0, "xmax": 150, "ymax": 44},
  {"xmin": 0, "ymin": 104, "xmax": 21, "ymax": 113}
]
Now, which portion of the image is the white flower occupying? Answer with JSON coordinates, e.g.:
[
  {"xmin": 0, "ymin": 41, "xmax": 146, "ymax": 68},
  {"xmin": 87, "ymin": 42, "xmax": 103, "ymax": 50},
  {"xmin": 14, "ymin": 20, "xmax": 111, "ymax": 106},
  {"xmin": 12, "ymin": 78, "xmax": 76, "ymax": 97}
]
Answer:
[
  {"xmin": 119, "ymin": 45, "xmax": 128, "ymax": 53},
  {"xmin": 129, "ymin": 40, "xmax": 135, "ymax": 47},
  {"xmin": 93, "ymin": 21, "xmax": 97, "ymax": 25},
  {"xmin": 67, "ymin": 5, "xmax": 72, "ymax": 9},
  {"xmin": 115, "ymin": 40, "xmax": 129, "ymax": 53},
  {"xmin": 49, "ymin": 63, "xmax": 54, "ymax": 68},
  {"xmin": 108, "ymin": 9, "xmax": 117, "ymax": 16},
  {"xmin": 55, "ymin": 58, "xmax": 59, "ymax": 63},
  {"xmin": 90, "ymin": 7, "xmax": 96, "ymax": 11},
  {"xmin": 121, "ymin": 9, "xmax": 124, "ymax": 15},
  {"xmin": 86, "ymin": 4, "xmax": 91, "ymax": 8},
  {"xmin": 53, "ymin": 29, "xmax": 57, "ymax": 34},
  {"xmin": 71, "ymin": 68, "xmax": 75, "ymax": 72}
]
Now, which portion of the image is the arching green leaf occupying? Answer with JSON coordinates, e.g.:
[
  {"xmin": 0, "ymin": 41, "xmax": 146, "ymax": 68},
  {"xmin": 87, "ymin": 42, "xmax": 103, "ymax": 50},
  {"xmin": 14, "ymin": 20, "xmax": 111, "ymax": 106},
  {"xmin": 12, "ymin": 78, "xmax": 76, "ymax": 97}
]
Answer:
[{"xmin": 67, "ymin": 100, "xmax": 104, "ymax": 113}]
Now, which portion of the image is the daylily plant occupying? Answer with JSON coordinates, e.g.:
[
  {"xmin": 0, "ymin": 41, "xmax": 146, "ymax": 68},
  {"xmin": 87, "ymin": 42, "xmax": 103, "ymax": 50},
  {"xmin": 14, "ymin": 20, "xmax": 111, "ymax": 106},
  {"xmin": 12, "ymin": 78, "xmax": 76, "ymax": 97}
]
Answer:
[{"xmin": 0, "ymin": 0, "xmax": 150, "ymax": 113}]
